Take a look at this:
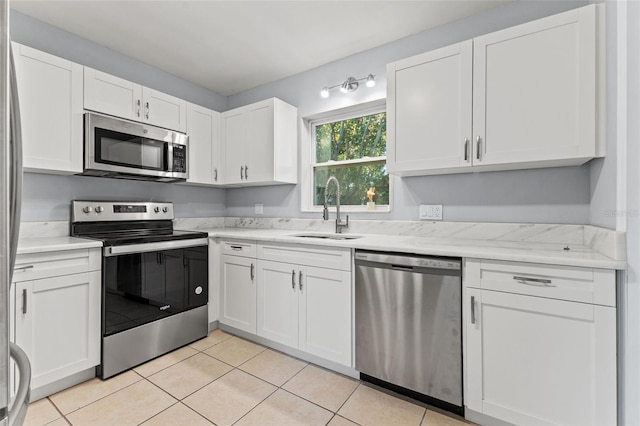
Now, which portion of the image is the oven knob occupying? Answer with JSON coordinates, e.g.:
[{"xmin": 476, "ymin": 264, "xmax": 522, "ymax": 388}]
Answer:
[
  {"xmin": 154, "ymin": 206, "xmax": 160, "ymax": 213},
  {"xmin": 162, "ymin": 207, "xmax": 169, "ymax": 213},
  {"xmin": 195, "ymin": 286, "xmax": 203, "ymax": 295},
  {"xmin": 83, "ymin": 206, "xmax": 93, "ymax": 214},
  {"xmin": 95, "ymin": 206, "xmax": 104, "ymax": 213}
]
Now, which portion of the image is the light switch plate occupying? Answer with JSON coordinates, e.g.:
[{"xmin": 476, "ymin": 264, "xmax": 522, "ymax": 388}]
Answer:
[
  {"xmin": 419, "ymin": 204, "xmax": 443, "ymax": 221},
  {"xmin": 254, "ymin": 204, "xmax": 264, "ymax": 214}
]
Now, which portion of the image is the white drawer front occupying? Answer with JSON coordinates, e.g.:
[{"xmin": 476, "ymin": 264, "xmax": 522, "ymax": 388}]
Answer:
[
  {"xmin": 13, "ymin": 248, "xmax": 101, "ymax": 282},
  {"xmin": 465, "ymin": 259, "xmax": 615, "ymax": 306},
  {"xmin": 220, "ymin": 239, "xmax": 257, "ymax": 258},
  {"xmin": 258, "ymin": 243, "xmax": 351, "ymax": 271}
]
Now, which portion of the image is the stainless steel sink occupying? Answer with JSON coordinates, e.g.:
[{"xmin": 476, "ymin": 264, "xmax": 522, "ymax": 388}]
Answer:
[{"xmin": 290, "ymin": 233, "xmax": 362, "ymax": 240}]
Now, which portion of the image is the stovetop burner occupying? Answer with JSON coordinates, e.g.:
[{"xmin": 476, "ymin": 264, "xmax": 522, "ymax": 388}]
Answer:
[{"xmin": 70, "ymin": 201, "xmax": 207, "ymax": 246}]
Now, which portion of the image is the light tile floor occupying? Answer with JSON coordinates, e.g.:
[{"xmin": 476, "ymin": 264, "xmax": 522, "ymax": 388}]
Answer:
[{"xmin": 23, "ymin": 329, "xmax": 471, "ymax": 426}]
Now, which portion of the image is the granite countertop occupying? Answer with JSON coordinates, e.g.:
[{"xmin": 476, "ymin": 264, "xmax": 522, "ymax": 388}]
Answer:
[
  {"xmin": 17, "ymin": 236, "xmax": 103, "ymax": 255},
  {"xmin": 189, "ymin": 227, "xmax": 626, "ymax": 270}
]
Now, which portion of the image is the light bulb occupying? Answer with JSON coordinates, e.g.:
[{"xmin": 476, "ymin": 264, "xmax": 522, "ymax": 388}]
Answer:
[
  {"xmin": 320, "ymin": 87, "xmax": 329, "ymax": 98},
  {"xmin": 366, "ymin": 74, "xmax": 375, "ymax": 88}
]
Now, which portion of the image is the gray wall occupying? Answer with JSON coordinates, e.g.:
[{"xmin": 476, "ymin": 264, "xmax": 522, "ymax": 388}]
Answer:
[
  {"xmin": 21, "ymin": 173, "xmax": 227, "ymax": 222},
  {"xmin": 10, "ymin": 10, "xmax": 228, "ymax": 222},
  {"xmin": 226, "ymin": 0, "xmax": 612, "ymax": 226}
]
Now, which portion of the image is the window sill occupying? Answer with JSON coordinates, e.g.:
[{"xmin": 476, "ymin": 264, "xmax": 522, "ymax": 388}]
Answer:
[{"xmin": 302, "ymin": 205, "xmax": 391, "ymax": 214}]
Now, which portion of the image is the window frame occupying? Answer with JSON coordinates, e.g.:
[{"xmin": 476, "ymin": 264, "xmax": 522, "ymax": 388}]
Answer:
[{"xmin": 301, "ymin": 99, "xmax": 392, "ymax": 213}]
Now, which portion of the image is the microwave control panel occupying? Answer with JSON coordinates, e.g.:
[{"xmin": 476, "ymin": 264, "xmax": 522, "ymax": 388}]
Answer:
[{"xmin": 172, "ymin": 144, "xmax": 187, "ymax": 173}]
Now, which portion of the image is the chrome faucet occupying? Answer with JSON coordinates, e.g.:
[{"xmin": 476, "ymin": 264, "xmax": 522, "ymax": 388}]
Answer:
[{"xmin": 323, "ymin": 176, "xmax": 349, "ymax": 233}]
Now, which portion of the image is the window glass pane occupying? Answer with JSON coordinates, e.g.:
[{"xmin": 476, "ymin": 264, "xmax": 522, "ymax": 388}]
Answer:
[
  {"xmin": 315, "ymin": 112, "xmax": 386, "ymax": 163},
  {"xmin": 314, "ymin": 162, "xmax": 389, "ymax": 206}
]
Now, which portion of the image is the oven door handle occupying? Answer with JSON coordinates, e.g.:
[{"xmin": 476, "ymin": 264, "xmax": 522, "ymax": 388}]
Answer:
[{"xmin": 104, "ymin": 238, "xmax": 209, "ymax": 256}]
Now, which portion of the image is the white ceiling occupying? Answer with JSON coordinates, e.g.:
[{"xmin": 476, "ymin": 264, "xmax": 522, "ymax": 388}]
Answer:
[{"xmin": 11, "ymin": 0, "xmax": 509, "ymax": 96}]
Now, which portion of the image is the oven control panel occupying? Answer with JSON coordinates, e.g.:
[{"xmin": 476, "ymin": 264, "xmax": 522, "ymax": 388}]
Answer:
[{"xmin": 72, "ymin": 201, "xmax": 174, "ymax": 222}]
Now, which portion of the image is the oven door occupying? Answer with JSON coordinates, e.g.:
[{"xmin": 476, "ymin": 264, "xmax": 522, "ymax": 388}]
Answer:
[
  {"xmin": 84, "ymin": 112, "xmax": 188, "ymax": 180},
  {"xmin": 102, "ymin": 240, "xmax": 208, "ymax": 337}
]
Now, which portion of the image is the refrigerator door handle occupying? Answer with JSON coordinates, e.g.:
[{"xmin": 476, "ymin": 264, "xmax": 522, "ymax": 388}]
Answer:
[
  {"xmin": 9, "ymin": 43, "xmax": 23, "ymax": 280},
  {"xmin": 8, "ymin": 343, "xmax": 30, "ymax": 426}
]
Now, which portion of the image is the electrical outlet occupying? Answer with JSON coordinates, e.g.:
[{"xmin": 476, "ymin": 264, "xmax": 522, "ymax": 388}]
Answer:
[
  {"xmin": 254, "ymin": 203, "xmax": 264, "ymax": 214},
  {"xmin": 419, "ymin": 204, "xmax": 443, "ymax": 221}
]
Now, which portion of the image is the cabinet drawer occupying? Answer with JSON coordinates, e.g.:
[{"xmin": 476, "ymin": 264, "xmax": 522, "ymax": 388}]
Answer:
[
  {"xmin": 465, "ymin": 259, "xmax": 615, "ymax": 307},
  {"xmin": 258, "ymin": 243, "xmax": 351, "ymax": 271},
  {"xmin": 220, "ymin": 240, "xmax": 257, "ymax": 258},
  {"xmin": 13, "ymin": 248, "xmax": 101, "ymax": 282}
]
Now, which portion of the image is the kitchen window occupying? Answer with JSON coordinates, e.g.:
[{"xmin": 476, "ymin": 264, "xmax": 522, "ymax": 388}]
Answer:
[{"xmin": 302, "ymin": 100, "xmax": 391, "ymax": 213}]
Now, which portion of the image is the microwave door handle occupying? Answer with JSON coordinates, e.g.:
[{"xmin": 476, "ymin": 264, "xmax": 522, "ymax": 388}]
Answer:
[{"xmin": 166, "ymin": 142, "xmax": 174, "ymax": 172}]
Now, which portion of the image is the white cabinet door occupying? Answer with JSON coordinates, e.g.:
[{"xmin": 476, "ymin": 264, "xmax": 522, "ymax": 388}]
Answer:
[
  {"xmin": 298, "ymin": 265, "xmax": 351, "ymax": 366},
  {"xmin": 465, "ymin": 288, "xmax": 616, "ymax": 426},
  {"xmin": 186, "ymin": 103, "xmax": 221, "ymax": 185},
  {"xmin": 221, "ymin": 254, "xmax": 256, "ymax": 333},
  {"xmin": 221, "ymin": 109, "xmax": 247, "ymax": 185},
  {"xmin": 387, "ymin": 41, "xmax": 472, "ymax": 175},
  {"xmin": 473, "ymin": 5, "xmax": 597, "ymax": 166},
  {"xmin": 14, "ymin": 271, "xmax": 101, "ymax": 390},
  {"xmin": 84, "ymin": 67, "xmax": 186, "ymax": 132},
  {"xmin": 142, "ymin": 87, "xmax": 187, "ymax": 132},
  {"xmin": 256, "ymin": 260, "xmax": 299, "ymax": 348},
  {"xmin": 246, "ymin": 101, "xmax": 275, "ymax": 184},
  {"xmin": 13, "ymin": 43, "xmax": 83, "ymax": 174},
  {"xmin": 221, "ymin": 98, "xmax": 297, "ymax": 186},
  {"xmin": 84, "ymin": 67, "xmax": 142, "ymax": 121}
]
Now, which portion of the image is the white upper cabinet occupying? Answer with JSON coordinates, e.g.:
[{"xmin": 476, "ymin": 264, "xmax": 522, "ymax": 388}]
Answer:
[
  {"xmin": 473, "ymin": 4, "xmax": 600, "ymax": 167},
  {"xmin": 387, "ymin": 4, "xmax": 603, "ymax": 176},
  {"xmin": 221, "ymin": 98, "xmax": 297, "ymax": 186},
  {"xmin": 13, "ymin": 43, "xmax": 83, "ymax": 174},
  {"xmin": 186, "ymin": 103, "xmax": 222, "ymax": 185},
  {"xmin": 387, "ymin": 41, "xmax": 473, "ymax": 174},
  {"xmin": 84, "ymin": 67, "xmax": 187, "ymax": 132}
]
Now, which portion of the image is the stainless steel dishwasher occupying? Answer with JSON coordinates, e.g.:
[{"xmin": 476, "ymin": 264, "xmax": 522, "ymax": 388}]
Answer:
[{"xmin": 355, "ymin": 250, "xmax": 463, "ymax": 415}]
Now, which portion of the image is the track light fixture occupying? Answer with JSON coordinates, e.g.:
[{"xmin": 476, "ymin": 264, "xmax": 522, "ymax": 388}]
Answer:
[{"xmin": 320, "ymin": 74, "xmax": 375, "ymax": 98}]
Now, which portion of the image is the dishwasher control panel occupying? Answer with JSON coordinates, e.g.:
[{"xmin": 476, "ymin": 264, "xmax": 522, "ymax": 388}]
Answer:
[{"xmin": 354, "ymin": 251, "xmax": 461, "ymax": 271}]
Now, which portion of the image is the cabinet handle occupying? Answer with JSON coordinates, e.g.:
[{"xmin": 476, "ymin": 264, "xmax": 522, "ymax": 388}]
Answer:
[
  {"xmin": 136, "ymin": 99, "xmax": 141, "ymax": 117},
  {"xmin": 230, "ymin": 245, "xmax": 243, "ymax": 251},
  {"xmin": 250, "ymin": 263, "xmax": 255, "ymax": 280},
  {"xmin": 476, "ymin": 136, "xmax": 482, "ymax": 161},
  {"xmin": 513, "ymin": 276, "xmax": 555, "ymax": 287},
  {"xmin": 464, "ymin": 138, "xmax": 469, "ymax": 162},
  {"xmin": 240, "ymin": 166, "xmax": 244, "ymax": 180},
  {"xmin": 299, "ymin": 270, "xmax": 303, "ymax": 291},
  {"xmin": 22, "ymin": 289, "xmax": 27, "ymax": 315},
  {"xmin": 14, "ymin": 265, "xmax": 33, "ymax": 272},
  {"xmin": 470, "ymin": 295, "xmax": 475, "ymax": 324},
  {"xmin": 245, "ymin": 166, "xmax": 248, "ymax": 179},
  {"xmin": 291, "ymin": 270, "xmax": 296, "ymax": 289},
  {"xmin": 214, "ymin": 168, "xmax": 218, "ymax": 182},
  {"xmin": 145, "ymin": 102, "xmax": 150, "ymax": 119}
]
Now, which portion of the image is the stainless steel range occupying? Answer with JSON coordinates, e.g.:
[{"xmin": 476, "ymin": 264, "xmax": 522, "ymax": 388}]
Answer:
[{"xmin": 71, "ymin": 201, "xmax": 209, "ymax": 379}]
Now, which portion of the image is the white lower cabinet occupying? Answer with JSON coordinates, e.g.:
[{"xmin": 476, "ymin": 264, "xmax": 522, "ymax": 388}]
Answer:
[
  {"xmin": 220, "ymin": 241, "xmax": 257, "ymax": 334},
  {"xmin": 11, "ymin": 248, "xmax": 101, "ymax": 398},
  {"xmin": 219, "ymin": 240, "xmax": 352, "ymax": 367},
  {"xmin": 256, "ymin": 244, "xmax": 352, "ymax": 366},
  {"xmin": 256, "ymin": 260, "xmax": 351, "ymax": 365},
  {"xmin": 464, "ymin": 259, "xmax": 616, "ymax": 426}
]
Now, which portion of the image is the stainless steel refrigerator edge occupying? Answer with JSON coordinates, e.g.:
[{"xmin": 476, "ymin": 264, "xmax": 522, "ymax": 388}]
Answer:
[{"xmin": 1, "ymin": 1, "xmax": 31, "ymax": 424}]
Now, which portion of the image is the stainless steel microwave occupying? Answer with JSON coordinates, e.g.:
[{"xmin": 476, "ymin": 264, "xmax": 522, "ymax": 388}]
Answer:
[{"xmin": 81, "ymin": 112, "xmax": 188, "ymax": 182}]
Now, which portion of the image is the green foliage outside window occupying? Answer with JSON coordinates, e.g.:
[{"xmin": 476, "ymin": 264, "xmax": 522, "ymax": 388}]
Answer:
[{"xmin": 313, "ymin": 112, "xmax": 388, "ymax": 206}]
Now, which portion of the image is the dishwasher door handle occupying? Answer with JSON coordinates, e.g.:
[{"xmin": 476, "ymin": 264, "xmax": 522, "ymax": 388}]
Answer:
[{"xmin": 391, "ymin": 264, "xmax": 414, "ymax": 271}]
